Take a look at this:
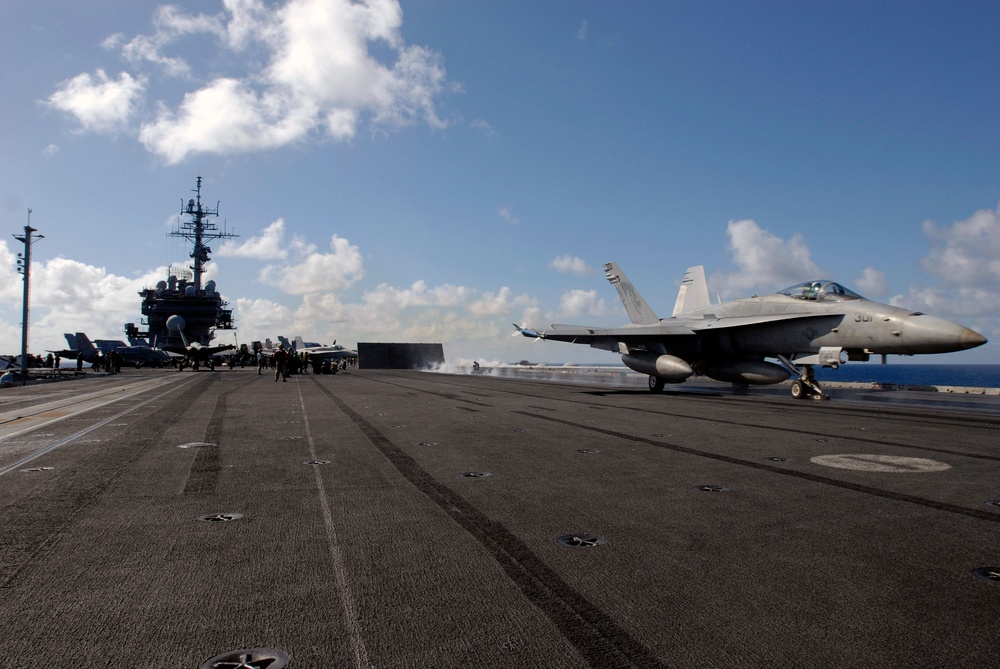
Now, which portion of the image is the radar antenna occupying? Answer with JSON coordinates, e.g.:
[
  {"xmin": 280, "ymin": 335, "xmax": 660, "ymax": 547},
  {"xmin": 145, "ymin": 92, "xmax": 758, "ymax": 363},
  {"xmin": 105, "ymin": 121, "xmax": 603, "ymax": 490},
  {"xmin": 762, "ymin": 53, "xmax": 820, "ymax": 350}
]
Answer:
[{"xmin": 168, "ymin": 176, "xmax": 238, "ymax": 291}]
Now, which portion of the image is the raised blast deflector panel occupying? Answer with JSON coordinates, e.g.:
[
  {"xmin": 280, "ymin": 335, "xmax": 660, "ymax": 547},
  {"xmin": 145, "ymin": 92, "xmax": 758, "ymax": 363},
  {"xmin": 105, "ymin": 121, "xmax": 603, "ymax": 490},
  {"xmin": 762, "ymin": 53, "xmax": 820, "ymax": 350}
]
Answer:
[{"xmin": 358, "ymin": 343, "xmax": 445, "ymax": 370}]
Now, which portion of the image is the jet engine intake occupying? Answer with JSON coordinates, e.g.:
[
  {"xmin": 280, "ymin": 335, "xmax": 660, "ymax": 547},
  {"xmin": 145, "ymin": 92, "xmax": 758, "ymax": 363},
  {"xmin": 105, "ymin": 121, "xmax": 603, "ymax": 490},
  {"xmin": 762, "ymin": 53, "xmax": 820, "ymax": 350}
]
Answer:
[
  {"xmin": 622, "ymin": 352, "xmax": 693, "ymax": 382},
  {"xmin": 705, "ymin": 360, "xmax": 789, "ymax": 385}
]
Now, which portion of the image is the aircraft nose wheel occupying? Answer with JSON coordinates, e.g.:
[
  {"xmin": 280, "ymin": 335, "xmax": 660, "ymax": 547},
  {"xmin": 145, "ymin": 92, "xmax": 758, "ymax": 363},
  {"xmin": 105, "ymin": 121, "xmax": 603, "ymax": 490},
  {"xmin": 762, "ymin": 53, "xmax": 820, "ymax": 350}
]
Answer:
[
  {"xmin": 790, "ymin": 380, "xmax": 806, "ymax": 399},
  {"xmin": 790, "ymin": 379, "xmax": 829, "ymax": 400}
]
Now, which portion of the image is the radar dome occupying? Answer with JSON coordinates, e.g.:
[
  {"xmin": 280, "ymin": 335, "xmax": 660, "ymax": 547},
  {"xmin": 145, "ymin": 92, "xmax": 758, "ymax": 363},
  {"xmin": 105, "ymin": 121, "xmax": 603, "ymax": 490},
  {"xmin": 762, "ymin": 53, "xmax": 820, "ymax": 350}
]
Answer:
[
  {"xmin": 156, "ymin": 281, "xmax": 167, "ymax": 292},
  {"xmin": 166, "ymin": 315, "xmax": 186, "ymax": 332},
  {"xmin": 185, "ymin": 286, "xmax": 196, "ymax": 297},
  {"xmin": 205, "ymin": 280, "xmax": 216, "ymax": 293}
]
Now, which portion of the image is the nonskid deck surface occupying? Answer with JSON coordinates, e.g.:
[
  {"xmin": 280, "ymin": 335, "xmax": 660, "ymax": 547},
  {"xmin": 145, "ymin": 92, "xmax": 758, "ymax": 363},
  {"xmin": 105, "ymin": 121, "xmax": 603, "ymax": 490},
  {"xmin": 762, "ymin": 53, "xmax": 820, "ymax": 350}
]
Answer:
[{"xmin": 1, "ymin": 368, "xmax": 999, "ymax": 668}]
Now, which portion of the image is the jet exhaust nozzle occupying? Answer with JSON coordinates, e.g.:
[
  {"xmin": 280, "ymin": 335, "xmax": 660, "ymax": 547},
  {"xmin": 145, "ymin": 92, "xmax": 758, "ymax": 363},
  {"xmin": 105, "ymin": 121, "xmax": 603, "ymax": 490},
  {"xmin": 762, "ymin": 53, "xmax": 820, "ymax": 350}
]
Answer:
[{"xmin": 622, "ymin": 353, "xmax": 693, "ymax": 382}]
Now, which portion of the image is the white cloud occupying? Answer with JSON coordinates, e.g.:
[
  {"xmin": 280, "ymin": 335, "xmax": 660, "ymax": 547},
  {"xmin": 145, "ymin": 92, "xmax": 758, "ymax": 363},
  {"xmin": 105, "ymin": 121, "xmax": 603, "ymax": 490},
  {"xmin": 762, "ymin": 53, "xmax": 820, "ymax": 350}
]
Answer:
[
  {"xmin": 883, "ymin": 203, "xmax": 1000, "ymax": 332},
  {"xmin": 577, "ymin": 20, "xmax": 589, "ymax": 42},
  {"xmin": 470, "ymin": 118, "xmax": 496, "ymax": 137},
  {"xmin": 232, "ymin": 297, "xmax": 293, "ymax": 335},
  {"xmin": 853, "ymin": 267, "xmax": 887, "ymax": 297},
  {"xmin": 498, "ymin": 205, "xmax": 519, "ymax": 225},
  {"xmin": 259, "ymin": 234, "xmax": 363, "ymax": 294},
  {"xmin": 50, "ymin": 0, "xmax": 453, "ymax": 162},
  {"xmin": 0, "ymin": 245, "xmax": 173, "ymax": 355},
  {"xmin": 549, "ymin": 255, "xmax": 592, "ymax": 275},
  {"xmin": 712, "ymin": 219, "xmax": 823, "ymax": 297},
  {"xmin": 557, "ymin": 289, "xmax": 608, "ymax": 318},
  {"xmin": 46, "ymin": 69, "xmax": 146, "ymax": 134},
  {"xmin": 218, "ymin": 219, "xmax": 289, "ymax": 260},
  {"xmin": 468, "ymin": 287, "xmax": 532, "ymax": 316},
  {"xmin": 120, "ymin": 4, "xmax": 224, "ymax": 77},
  {"xmin": 139, "ymin": 77, "xmax": 318, "ymax": 163},
  {"xmin": 921, "ymin": 203, "xmax": 1000, "ymax": 286}
]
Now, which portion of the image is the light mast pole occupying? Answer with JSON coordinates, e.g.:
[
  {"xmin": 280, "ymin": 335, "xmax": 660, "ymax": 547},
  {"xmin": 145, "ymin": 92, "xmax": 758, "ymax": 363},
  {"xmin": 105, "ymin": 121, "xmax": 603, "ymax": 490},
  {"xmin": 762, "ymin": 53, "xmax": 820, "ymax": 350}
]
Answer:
[{"xmin": 13, "ymin": 212, "xmax": 44, "ymax": 385}]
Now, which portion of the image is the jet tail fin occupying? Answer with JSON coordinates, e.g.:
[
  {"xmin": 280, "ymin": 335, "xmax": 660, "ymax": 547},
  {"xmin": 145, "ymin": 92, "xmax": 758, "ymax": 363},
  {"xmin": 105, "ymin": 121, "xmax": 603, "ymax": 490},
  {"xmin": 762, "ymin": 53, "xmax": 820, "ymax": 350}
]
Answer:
[
  {"xmin": 604, "ymin": 262, "xmax": 660, "ymax": 325},
  {"xmin": 671, "ymin": 265, "xmax": 711, "ymax": 316},
  {"xmin": 64, "ymin": 333, "xmax": 78, "ymax": 350},
  {"xmin": 74, "ymin": 333, "xmax": 97, "ymax": 354}
]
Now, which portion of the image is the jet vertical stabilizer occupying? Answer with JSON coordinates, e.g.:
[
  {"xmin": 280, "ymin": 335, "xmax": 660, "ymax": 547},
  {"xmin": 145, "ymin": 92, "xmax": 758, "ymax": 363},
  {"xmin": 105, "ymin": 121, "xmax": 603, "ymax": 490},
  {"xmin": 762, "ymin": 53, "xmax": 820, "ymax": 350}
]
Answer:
[
  {"xmin": 604, "ymin": 262, "xmax": 660, "ymax": 325},
  {"xmin": 672, "ymin": 265, "xmax": 711, "ymax": 316},
  {"xmin": 74, "ymin": 333, "xmax": 98, "ymax": 355}
]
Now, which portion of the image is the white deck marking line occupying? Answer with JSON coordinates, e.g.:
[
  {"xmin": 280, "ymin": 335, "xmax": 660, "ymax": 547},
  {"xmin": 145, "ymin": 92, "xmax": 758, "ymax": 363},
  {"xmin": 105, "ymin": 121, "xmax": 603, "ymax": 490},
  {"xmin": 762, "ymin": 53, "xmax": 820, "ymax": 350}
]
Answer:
[
  {"xmin": 0, "ymin": 375, "xmax": 192, "ymax": 439},
  {"xmin": 297, "ymin": 383, "xmax": 370, "ymax": 669},
  {"xmin": 0, "ymin": 376, "xmax": 199, "ymax": 477}
]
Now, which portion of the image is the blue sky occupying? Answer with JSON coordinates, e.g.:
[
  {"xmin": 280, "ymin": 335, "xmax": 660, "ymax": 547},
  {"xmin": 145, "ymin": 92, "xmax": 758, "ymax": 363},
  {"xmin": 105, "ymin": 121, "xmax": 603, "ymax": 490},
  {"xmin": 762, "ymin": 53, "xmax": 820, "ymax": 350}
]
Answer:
[{"xmin": 2, "ymin": 0, "xmax": 998, "ymax": 365}]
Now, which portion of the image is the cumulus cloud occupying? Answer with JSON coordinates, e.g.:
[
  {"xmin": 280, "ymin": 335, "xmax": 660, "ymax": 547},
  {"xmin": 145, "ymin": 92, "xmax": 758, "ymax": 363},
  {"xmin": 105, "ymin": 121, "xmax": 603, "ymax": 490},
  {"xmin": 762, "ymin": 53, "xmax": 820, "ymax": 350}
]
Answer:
[
  {"xmin": 853, "ymin": 267, "xmax": 887, "ymax": 297},
  {"xmin": 48, "ymin": 0, "xmax": 453, "ymax": 162},
  {"xmin": 557, "ymin": 289, "xmax": 608, "ymax": 318},
  {"xmin": 218, "ymin": 219, "xmax": 290, "ymax": 260},
  {"xmin": 46, "ymin": 69, "xmax": 146, "ymax": 134},
  {"xmin": 259, "ymin": 234, "xmax": 363, "ymax": 294},
  {"xmin": 0, "ymin": 245, "xmax": 173, "ymax": 354},
  {"xmin": 889, "ymin": 203, "xmax": 1000, "ymax": 329},
  {"xmin": 549, "ymin": 255, "xmax": 592, "ymax": 275},
  {"xmin": 921, "ymin": 203, "xmax": 1000, "ymax": 286},
  {"xmin": 712, "ymin": 219, "xmax": 824, "ymax": 297}
]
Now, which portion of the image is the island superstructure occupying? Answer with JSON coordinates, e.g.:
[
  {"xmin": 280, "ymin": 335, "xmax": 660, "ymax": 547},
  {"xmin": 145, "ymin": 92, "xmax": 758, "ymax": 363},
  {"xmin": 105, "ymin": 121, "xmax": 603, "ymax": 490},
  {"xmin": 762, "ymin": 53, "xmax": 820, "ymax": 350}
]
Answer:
[{"xmin": 125, "ymin": 177, "xmax": 238, "ymax": 352}]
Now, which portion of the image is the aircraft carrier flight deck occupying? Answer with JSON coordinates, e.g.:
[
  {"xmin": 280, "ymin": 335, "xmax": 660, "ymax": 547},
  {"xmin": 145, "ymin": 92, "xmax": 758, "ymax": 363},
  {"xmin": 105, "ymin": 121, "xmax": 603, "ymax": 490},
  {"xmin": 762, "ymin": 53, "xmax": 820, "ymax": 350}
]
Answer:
[{"xmin": 1, "ymin": 368, "xmax": 999, "ymax": 668}]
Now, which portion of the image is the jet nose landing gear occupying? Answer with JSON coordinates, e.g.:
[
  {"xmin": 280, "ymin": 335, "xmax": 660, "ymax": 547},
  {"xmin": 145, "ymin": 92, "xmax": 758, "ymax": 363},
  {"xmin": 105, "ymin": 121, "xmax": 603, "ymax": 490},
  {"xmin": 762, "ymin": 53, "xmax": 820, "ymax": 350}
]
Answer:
[
  {"xmin": 778, "ymin": 356, "xmax": 830, "ymax": 400},
  {"xmin": 792, "ymin": 368, "xmax": 830, "ymax": 400}
]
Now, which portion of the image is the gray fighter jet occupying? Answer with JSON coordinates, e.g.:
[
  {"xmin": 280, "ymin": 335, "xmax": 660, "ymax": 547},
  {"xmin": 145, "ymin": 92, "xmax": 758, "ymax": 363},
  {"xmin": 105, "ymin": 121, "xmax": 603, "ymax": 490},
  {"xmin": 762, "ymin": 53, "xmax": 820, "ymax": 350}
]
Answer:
[
  {"xmin": 515, "ymin": 262, "xmax": 987, "ymax": 399},
  {"xmin": 286, "ymin": 336, "xmax": 357, "ymax": 372},
  {"xmin": 165, "ymin": 315, "xmax": 234, "ymax": 371},
  {"xmin": 51, "ymin": 333, "xmax": 172, "ymax": 368}
]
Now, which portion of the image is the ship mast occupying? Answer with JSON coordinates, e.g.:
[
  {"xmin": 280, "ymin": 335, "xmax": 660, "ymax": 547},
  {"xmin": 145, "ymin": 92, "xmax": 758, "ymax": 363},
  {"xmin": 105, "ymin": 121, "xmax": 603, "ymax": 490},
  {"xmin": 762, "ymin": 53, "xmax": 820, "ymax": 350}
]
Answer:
[{"xmin": 169, "ymin": 176, "xmax": 238, "ymax": 291}]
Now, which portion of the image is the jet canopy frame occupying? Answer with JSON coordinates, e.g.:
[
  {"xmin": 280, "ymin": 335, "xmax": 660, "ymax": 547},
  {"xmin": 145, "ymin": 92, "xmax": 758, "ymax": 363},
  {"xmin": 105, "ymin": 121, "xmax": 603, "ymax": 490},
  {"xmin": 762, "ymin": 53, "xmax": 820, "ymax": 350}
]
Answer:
[{"xmin": 777, "ymin": 281, "xmax": 864, "ymax": 303}]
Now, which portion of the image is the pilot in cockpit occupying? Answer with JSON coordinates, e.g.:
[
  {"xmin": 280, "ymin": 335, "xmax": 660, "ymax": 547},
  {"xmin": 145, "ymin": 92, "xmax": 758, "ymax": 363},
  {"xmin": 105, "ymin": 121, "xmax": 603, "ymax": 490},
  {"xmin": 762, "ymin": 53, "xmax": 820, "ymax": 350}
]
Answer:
[{"xmin": 802, "ymin": 282, "xmax": 822, "ymax": 300}]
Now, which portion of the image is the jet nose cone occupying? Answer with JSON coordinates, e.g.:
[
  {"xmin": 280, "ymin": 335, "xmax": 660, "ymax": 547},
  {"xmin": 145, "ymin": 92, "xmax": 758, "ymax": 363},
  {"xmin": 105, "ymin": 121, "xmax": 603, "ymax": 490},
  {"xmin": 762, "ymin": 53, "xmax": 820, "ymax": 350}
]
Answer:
[
  {"xmin": 903, "ymin": 315, "xmax": 988, "ymax": 354},
  {"xmin": 959, "ymin": 328, "xmax": 988, "ymax": 350}
]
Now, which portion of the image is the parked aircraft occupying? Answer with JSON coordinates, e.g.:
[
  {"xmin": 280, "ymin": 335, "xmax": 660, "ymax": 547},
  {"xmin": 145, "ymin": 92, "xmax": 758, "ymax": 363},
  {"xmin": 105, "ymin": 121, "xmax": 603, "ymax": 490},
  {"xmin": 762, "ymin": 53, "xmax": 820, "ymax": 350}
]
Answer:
[
  {"xmin": 515, "ymin": 262, "xmax": 987, "ymax": 399},
  {"xmin": 52, "ymin": 333, "xmax": 172, "ymax": 368},
  {"xmin": 285, "ymin": 336, "xmax": 357, "ymax": 373},
  {"xmin": 165, "ymin": 315, "xmax": 234, "ymax": 371}
]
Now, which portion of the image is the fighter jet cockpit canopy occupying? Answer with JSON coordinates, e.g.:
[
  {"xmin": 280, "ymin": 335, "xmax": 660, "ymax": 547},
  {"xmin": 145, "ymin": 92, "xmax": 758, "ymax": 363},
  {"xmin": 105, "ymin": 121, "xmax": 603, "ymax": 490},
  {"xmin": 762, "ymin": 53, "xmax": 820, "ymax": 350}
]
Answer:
[{"xmin": 777, "ymin": 281, "xmax": 864, "ymax": 302}]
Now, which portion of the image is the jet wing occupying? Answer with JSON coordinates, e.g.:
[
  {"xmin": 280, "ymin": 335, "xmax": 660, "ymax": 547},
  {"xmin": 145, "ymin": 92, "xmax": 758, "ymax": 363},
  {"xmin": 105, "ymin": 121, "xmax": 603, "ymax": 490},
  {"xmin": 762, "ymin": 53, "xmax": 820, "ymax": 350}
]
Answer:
[
  {"xmin": 199, "ymin": 344, "xmax": 236, "ymax": 357},
  {"xmin": 516, "ymin": 322, "xmax": 697, "ymax": 351},
  {"xmin": 517, "ymin": 312, "xmax": 842, "ymax": 351}
]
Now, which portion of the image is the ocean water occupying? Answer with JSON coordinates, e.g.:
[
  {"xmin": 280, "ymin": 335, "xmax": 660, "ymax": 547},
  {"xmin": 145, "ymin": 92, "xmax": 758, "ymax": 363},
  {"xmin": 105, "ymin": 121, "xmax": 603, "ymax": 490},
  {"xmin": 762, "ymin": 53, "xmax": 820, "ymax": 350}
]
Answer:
[{"xmin": 814, "ymin": 364, "xmax": 1000, "ymax": 388}]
